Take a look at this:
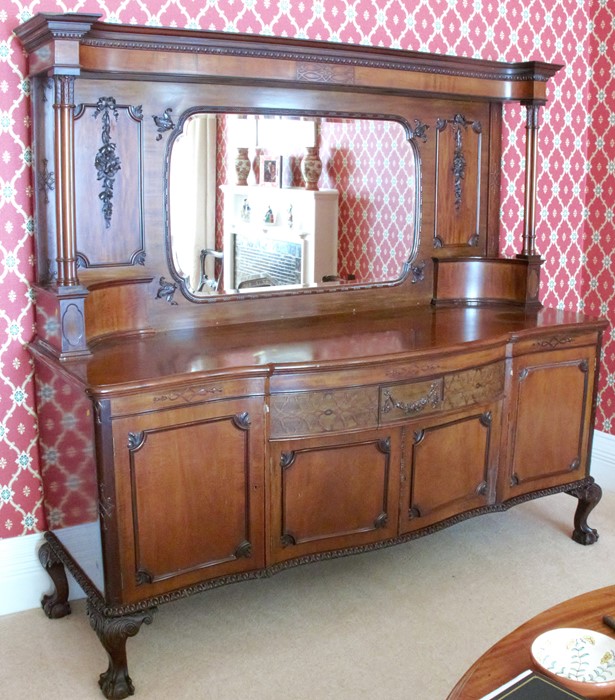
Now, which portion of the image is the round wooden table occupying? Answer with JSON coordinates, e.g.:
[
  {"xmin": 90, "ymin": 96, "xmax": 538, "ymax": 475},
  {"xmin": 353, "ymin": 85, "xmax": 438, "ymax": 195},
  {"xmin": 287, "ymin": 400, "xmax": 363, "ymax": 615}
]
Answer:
[{"xmin": 447, "ymin": 585, "xmax": 615, "ymax": 699}]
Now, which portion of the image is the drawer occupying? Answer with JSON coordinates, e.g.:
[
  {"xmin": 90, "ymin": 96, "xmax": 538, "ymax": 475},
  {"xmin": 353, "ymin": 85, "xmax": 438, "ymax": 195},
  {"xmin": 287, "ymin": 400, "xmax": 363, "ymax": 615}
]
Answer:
[
  {"xmin": 512, "ymin": 330, "xmax": 601, "ymax": 358},
  {"xmin": 379, "ymin": 361, "xmax": 505, "ymax": 424},
  {"xmin": 380, "ymin": 377, "xmax": 444, "ymax": 421},
  {"xmin": 269, "ymin": 386, "xmax": 379, "ymax": 438},
  {"xmin": 106, "ymin": 377, "xmax": 266, "ymax": 417}
]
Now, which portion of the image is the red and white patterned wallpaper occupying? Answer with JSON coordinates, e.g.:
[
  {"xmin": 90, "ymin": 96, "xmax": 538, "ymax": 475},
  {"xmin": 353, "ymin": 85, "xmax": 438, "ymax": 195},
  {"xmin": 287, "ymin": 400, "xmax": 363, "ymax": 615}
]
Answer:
[{"xmin": 0, "ymin": 0, "xmax": 608, "ymax": 538}]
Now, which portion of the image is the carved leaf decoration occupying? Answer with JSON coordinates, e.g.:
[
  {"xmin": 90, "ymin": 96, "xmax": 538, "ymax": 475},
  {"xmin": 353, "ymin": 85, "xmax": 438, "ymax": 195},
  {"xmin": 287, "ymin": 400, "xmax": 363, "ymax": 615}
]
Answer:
[
  {"xmin": 475, "ymin": 480, "xmax": 488, "ymax": 496},
  {"xmin": 153, "ymin": 107, "xmax": 174, "ymax": 141},
  {"xmin": 411, "ymin": 260, "xmax": 426, "ymax": 284},
  {"xmin": 232, "ymin": 412, "xmax": 251, "ymax": 430},
  {"xmin": 280, "ymin": 533, "xmax": 296, "ymax": 547},
  {"xmin": 410, "ymin": 119, "xmax": 429, "ymax": 143},
  {"xmin": 413, "ymin": 429, "xmax": 425, "ymax": 445},
  {"xmin": 93, "ymin": 97, "xmax": 121, "ymax": 229},
  {"xmin": 98, "ymin": 482, "xmax": 115, "ymax": 532},
  {"xmin": 38, "ymin": 157, "xmax": 55, "ymax": 204},
  {"xmin": 377, "ymin": 437, "xmax": 391, "ymax": 454},
  {"xmin": 479, "ymin": 411, "xmax": 493, "ymax": 427},
  {"xmin": 136, "ymin": 569, "xmax": 153, "ymax": 585},
  {"xmin": 127, "ymin": 431, "xmax": 146, "ymax": 451},
  {"xmin": 234, "ymin": 540, "xmax": 253, "ymax": 558},
  {"xmin": 374, "ymin": 512, "xmax": 388, "ymax": 529},
  {"xmin": 280, "ymin": 451, "xmax": 296, "ymax": 469},
  {"xmin": 155, "ymin": 276, "xmax": 178, "ymax": 305}
]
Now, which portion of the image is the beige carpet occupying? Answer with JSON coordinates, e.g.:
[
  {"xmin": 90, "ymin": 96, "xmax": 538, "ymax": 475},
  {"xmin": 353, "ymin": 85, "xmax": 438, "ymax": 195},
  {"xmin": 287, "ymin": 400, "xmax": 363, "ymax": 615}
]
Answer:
[{"xmin": 2, "ymin": 459, "xmax": 615, "ymax": 700}]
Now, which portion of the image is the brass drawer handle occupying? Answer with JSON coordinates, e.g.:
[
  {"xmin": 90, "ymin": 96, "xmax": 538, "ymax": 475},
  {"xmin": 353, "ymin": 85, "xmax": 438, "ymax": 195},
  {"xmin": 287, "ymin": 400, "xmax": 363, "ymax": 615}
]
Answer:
[{"xmin": 381, "ymin": 383, "xmax": 442, "ymax": 415}]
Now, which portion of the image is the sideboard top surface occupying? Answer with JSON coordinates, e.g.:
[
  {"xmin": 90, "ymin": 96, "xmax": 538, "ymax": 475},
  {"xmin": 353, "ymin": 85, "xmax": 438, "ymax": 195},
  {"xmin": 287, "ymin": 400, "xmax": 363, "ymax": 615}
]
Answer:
[{"xmin": 33, "ymin": 305, "xmax": 606, "ymax": 397}]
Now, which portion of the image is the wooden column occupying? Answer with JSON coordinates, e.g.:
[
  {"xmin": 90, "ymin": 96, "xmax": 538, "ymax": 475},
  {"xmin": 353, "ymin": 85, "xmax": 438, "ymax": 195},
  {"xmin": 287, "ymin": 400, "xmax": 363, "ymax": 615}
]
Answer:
[
  {"xmin": 518, "ymin": 102, "xmax": 542, "ymax": 259},
  {"xmin": 513, "ymin": 101, "xmax": 544, "ymax": 308},
  {"xmin": 47, "ymin": 73, "xmax": 91, "ymax": 358},
  {"xmin": 53, "ymin": 74, "xmax": 79, "ymax": 287}
]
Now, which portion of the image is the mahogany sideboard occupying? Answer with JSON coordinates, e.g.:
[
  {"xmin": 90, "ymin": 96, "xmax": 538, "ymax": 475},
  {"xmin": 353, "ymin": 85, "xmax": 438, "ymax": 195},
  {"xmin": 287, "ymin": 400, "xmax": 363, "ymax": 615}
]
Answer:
[{"xmin": 15, "ymin": 13, "xmax": 606, "ymax": 698}]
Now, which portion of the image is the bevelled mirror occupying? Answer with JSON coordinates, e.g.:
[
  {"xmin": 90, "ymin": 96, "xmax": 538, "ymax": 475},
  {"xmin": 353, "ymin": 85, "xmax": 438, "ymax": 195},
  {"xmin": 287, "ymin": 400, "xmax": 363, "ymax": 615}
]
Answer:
[{"xmin": 167, "ymin": 110, "xmax": 420, "ymax": 299}]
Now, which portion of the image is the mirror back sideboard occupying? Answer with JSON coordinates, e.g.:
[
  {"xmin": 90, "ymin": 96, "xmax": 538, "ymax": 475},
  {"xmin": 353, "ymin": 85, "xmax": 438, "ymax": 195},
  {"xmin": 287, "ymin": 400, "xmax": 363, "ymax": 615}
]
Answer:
[{"xmin": 15, "ymin": 13, "xmax": 607, "ymax": 700}]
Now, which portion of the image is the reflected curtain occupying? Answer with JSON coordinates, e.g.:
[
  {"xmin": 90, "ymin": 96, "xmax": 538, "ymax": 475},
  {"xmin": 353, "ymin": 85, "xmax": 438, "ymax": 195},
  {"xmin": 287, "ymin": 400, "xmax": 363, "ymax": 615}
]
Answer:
[{"xmin": 170, "ymin": 115, "xmax": 217, "ymax": 289}]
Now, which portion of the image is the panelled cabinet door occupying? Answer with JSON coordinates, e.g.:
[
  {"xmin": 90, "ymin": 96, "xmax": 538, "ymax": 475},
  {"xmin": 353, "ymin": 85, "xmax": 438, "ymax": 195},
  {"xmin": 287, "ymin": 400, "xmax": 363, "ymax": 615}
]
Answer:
[
  {"xmin": 501, "ymin": 347, "xmax": 596, "ymax": 500},
  {"xmin": 110, "ymin": 397, "xmax": 264, "ymax": 604},
  {"xmin": 399, "ymin": 403, "xmax": 500, "ymax": 534},
  {"xmin": 269, "ymin": 428, "xmax": 401, "ymax": 563}
]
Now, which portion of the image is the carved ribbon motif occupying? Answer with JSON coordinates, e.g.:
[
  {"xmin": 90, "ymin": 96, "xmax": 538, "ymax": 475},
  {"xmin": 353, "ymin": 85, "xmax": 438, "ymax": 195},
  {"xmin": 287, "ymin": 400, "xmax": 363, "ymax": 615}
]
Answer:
[
  {"xmin": 381, "ymin": 383, "xmax": 442, "ymax": 416},
  {"xmin": 436, "ymin": 113, "xmax": 482, "ymax": 212},
  {"xmin": 93, "ymin": 96, "xmax": 121, "ymax": 228},
  {"xmin": 451, "ymin": 114, "xmax": 467, "ymax": 211}
]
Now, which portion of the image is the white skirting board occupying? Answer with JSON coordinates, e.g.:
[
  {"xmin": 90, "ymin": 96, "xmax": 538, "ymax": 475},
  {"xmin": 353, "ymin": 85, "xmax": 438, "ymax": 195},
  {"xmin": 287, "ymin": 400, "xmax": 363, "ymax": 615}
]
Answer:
[
  {"xmin": 2, "ymin": 430, "xmax": 615, "ymax": 617},
  {"xmin": 0, "ymin": 522, "xmax": 98, "ymax": 617}
]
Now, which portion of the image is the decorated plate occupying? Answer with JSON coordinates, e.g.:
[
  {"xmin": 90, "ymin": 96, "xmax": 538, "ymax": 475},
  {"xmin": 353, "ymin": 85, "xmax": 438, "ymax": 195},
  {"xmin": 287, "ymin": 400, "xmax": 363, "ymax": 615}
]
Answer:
[{"xmin": 531, "ymin": 627, "xmax": 615, "ymax": 698}]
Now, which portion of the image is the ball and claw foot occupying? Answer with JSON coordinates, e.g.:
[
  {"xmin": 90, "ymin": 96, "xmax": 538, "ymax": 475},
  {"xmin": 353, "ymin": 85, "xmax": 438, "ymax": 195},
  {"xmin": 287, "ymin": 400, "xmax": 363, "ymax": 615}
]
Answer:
[
  {"xmin": 98, "ymin": 667, "xmax": 136, "ymax": 700},
  {"xmin": 87, "ymin": 601, "xmax": 156, "ymax": 700},
  {"xmin": 38, "ymin": 541, "xmax": 71, "ymax": 619},
  {"xmin": 569, "ymin": 478, "xmax": 602, "ymax": 545}
]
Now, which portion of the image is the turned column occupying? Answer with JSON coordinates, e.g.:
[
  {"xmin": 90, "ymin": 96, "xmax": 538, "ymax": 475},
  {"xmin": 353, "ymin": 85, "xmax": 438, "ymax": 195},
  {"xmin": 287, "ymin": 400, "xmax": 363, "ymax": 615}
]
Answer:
[
  {"xmin": 518, "ymin": 101, "xmax": 543, "ymax": 260},
  {"xmin": 47, "ymin": 73, "xmax": 90, "ymax": 357},
  {"xmin": 53, "ymin": 74, "xmax": 79, "ymax": 287},
  {"xmin": 516, "ymin": 101, "xmax": 545, "ymax": 307}
]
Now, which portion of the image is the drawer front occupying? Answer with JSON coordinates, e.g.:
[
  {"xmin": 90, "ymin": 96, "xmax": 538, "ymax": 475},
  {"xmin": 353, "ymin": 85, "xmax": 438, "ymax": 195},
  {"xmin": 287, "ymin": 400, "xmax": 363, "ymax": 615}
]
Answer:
[
  {"xmin": 512, "ymin": 330, "xmax": 600, "ymax": 357},
  {"xmin": 269, "ymin": 386, "xmax": 379, "ymax": 438},
  {"xmin": 107, "ymin": 377, "xmax": 266, "ymax": 417},
  {"xmin": 379, "ymin": 361, "xmax": 505, "ymax": 424}
]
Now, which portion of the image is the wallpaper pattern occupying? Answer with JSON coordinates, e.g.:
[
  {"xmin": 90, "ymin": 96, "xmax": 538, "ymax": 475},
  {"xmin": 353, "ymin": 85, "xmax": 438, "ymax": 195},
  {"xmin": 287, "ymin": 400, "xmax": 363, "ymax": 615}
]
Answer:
[{"xmin": 0, "ymin": 0, "xmax": 606, "ymax": 538}]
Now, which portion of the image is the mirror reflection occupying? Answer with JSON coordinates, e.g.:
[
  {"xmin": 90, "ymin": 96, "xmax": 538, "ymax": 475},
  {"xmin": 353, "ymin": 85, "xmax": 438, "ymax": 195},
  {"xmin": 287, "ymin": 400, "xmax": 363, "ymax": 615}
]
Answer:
[{"xmin": 169, "ymin": 112, "xmax": 418, "ymax": 296}]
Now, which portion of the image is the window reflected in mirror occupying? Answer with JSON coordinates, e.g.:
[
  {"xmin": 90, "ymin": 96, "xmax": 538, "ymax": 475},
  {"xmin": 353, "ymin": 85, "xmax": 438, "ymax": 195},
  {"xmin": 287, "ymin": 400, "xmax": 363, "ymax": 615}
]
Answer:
[{"xmin": 168, "ymin": 112, "xmax": 419, "ymax": 297}]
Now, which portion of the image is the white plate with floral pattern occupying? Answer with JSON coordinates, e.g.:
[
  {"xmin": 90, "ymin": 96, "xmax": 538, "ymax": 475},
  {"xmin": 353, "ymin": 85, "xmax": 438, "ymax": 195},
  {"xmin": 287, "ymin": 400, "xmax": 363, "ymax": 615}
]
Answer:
[{"xmin": 531, "ymin": 627, "xmax": 615, "ymax": 697}]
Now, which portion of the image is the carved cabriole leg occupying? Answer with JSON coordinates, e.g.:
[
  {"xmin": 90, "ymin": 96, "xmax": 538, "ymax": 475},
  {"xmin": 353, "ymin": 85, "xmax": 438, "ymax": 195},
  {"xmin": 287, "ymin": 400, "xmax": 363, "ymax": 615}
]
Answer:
[
  {"xmin": 569, "ymin": 478, "xmax": 602, "ymax": 545},
  {"xmin": 38, "ymin": 540, "xmax": 71, "ymax": 619},
  {"xmin": 87, "ymin": 601, "xmax": 156, "ymax": 700}
]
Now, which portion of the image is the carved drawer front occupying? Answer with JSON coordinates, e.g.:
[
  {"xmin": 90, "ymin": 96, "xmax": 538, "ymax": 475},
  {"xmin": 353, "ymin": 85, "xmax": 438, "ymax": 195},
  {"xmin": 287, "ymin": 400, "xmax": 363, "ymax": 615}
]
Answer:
[
  {"xmin": 380, "ymin": 361, "xmax": 505, "ymax": 424},
  {"xmin": 107, "ymin": 377, "xmax": 266, "ymax": 416},
  {"xmin": 269, "ymin": 386, "xmax": 379, "ymax": 438},
  {"xmin": 512, "ymin": 330, "xmax": 600, "ymax": 357}
]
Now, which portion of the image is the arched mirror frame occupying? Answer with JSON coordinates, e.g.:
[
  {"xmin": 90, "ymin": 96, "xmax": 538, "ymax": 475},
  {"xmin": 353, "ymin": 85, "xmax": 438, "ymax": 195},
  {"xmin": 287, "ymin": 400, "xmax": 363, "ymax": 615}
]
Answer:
[{"xmin": 164, "ymin": 106, "xmax": 422, "ymax": 303}]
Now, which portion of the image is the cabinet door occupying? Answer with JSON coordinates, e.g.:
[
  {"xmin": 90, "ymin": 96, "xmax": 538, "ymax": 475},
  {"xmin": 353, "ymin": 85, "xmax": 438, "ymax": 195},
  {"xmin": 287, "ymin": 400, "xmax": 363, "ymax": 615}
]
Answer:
[
  {"xmin": 399, "ymin": 404, "xmax": 499, "ymax": 534},
  {"xmin": 501, "ymin": 347, "xmax": 596, "ymax": 500},
  {"xmin": 111, "ymin": 397, "xmax": 264, "ymax": 603},
  {"xmin": 269, "ymin": 429, "xmax": 401, "ymax": 563}
]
